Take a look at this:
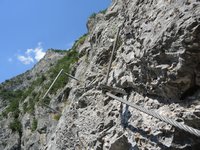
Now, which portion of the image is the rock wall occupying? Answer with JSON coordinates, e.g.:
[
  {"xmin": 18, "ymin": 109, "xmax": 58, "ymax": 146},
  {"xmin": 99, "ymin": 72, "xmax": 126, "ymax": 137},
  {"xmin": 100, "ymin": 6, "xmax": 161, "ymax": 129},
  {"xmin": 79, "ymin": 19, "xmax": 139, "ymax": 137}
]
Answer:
[
  {"xmin": 1, "ymin": 0, "xmax": 200, "ymax": 149},
  {"xmin": 46, "ymin": 0, "xmax": 200, "ymax": 149}
]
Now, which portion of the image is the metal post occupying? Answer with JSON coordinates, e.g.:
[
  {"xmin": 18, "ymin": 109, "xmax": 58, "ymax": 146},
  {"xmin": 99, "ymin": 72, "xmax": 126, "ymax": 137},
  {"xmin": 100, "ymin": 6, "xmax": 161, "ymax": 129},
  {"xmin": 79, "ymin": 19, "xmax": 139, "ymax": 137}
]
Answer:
[
  {"xmin": 42, "ymin": 69, "xmax": 64, "ymax": 99},
  {"xmin": 105, "ymin": 26, "xmax": 121, "ymax": 85}
]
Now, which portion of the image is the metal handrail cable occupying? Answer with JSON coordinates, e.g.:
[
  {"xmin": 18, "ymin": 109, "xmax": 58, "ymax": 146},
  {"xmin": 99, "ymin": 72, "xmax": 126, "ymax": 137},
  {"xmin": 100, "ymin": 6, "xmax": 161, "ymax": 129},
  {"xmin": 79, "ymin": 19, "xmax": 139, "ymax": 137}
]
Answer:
[{"xmin": 106, "ymin": 92, "xmax": 200, "ymax": 137}]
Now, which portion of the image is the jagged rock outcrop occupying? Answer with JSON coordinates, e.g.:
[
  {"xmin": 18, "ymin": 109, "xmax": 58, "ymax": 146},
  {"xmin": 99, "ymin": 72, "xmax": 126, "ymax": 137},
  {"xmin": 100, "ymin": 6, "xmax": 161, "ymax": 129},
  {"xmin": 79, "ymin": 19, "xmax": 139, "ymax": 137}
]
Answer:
[
  {"xmin": 46, "ymin": 0, "xmax": 200, "ymax": 149},
  {"xmin": 1, "ymin": 0, "xmax": 200, "ymax": 149}
]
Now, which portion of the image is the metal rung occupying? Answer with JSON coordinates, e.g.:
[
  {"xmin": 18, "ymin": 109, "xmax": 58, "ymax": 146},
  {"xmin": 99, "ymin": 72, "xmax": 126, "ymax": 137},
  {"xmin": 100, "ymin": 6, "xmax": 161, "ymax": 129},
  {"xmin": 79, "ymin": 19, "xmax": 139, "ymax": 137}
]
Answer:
[
  {"xmin": 39, "ymin": 103, "xmax": 61, "ymax": 114},
  {"xmin": 64, "ymin": 72, "xmax": 81, "ymax": 82},
  {"xmin": 42, "ymin": 69, "xmax": 64, "ymax": 99}
]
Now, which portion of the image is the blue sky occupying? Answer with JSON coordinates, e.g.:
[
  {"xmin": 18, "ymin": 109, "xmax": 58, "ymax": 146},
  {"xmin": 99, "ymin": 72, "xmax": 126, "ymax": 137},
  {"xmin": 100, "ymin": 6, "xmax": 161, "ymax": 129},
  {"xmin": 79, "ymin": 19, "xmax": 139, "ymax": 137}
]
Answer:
[{"xmin": 0, "ymin": 0, "xmax": 111, "ymax": 83}]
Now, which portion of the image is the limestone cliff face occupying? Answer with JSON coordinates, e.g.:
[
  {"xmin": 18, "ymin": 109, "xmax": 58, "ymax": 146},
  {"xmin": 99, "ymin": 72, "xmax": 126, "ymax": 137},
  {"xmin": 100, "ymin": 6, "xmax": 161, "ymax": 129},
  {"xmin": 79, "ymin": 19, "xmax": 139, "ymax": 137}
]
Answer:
[
  {"xmin": 47, "ymin": 0, "xmax": 200, "ymax": 149},
  {"xmin": 1, "ymin": 0, "xmax": 200, "ymax": 149}
]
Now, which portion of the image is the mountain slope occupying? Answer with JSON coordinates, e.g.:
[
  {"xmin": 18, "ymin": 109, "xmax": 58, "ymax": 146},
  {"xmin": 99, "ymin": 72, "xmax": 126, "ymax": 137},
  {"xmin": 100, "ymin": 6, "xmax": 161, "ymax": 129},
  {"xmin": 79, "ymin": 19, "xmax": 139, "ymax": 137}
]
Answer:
[
  {"xmin": 0, "ymin": 47, "xmax": 79, "ymax": 150},
  {"xmin": 1, "ymin": 0, "xmax": 200, "ymax": 149}
]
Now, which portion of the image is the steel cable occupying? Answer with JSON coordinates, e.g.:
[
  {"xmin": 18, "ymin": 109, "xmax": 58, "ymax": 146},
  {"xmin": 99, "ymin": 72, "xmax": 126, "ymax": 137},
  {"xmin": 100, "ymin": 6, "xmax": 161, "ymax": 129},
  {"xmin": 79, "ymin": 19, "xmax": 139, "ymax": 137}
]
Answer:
[{"xmin": 106, "ymin": 92, "xmax": 200, "ymax": 137}]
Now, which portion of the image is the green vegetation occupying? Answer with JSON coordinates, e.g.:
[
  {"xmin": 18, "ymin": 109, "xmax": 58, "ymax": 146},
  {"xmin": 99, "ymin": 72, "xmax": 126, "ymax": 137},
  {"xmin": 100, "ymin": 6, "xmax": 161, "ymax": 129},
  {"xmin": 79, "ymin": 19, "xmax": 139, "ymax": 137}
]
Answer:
[
  {"xmin": 31, "ymin": 117, "xmax": 38, "ymax": 131},
  {"xmin": 99, "ymin": 9, "xmax": 107, "ymax": 14},
  {"xmin": 41, "ymin": 96, "xmax": 51, "ymax": 105},
  {"xmin": 21, "ymin": 75, "xmax": 47, "ymax": 113},
  {"xmin": 0, "ymin": 89, "xmax": 23, "ymax": 118},
  {"xmin": 1, "ymin": 76, "xmax": 23, "ymax": 89},
  {"xmin": 46, "ymin": 48, "xmax": 79, "ymax": 96},
  {"xmin": 22, "ymin": 98, "xmax": 35, "ymax": 114},
  {"xmin": 0, "ymin": 32, "xmax": 88, "ymax": 122},
  {"xmin": 1, "ymin": 44, "xmax": 79, "ymax": 117},
  {"xmin": 0, "ymin": 89, "xmax": 23, "ymax": 134},
  {"xmin": 26, "ymin": 97, "xmax": 35, "ymax": 114},
  {"xmin": 0, "ymin": 75, "xmax": 45, "ymax": 116},
  {"xmin": 0, "ymin": 49, "xmax": 78, "ymax": 118},
  {"xmin": 0, "ymin": 33, "xmax": 88, "ymax": 138},
  {"xmin": 72, "ymin": 34, "xmax": 87, "ymax": 50},
  {"xmin": 90, "ymin": 13, "xmax": 97, "ymax": 19},
  {"xmin": 0, "ymin": 89, "xmax": 23, "ymax": 102},
  {"xmin": 89, "ymin": 8, "xmax": 107, "ymax": 19},
  {"xmin": 39, "ymin": 33, "xmax": 90, "ymax": 103},
  {"xmin": 76, "ymin": 34, "xmax": 87, "ymax": 45},
  {"xmin": 48, "ymin": 48, "xmax": 67, "ymax": 53},
  {"xmin": 22, "ymin": 76, "xmax": 45, "ymax": 101},
  {"xmin": 26, "ymin": 76, "xmax": 31, "ymax": 80},
  {"xmin": 23, "ymin": 102, "xmax": 28, "ymax": 113},
  {"xmin": 9, "ymin": 118, "xmax": 22, "ymax": 134},
  {"xmin": 53, "ymin": 113, "xmax": 61, "ymax": 121}
]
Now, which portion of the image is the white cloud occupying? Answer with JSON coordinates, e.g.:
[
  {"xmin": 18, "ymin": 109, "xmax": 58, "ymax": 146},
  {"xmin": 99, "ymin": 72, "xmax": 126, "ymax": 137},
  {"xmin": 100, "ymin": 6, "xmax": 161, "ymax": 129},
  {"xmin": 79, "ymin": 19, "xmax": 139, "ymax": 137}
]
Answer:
[
  {"xmin": 17, "ymin": 43, "xmax": 46, "ymax": 65},
  {"xmin": 17, "ymin": 55, "xmax": 34, "ymax": 65},
  {"xmin": 34, "ymin": 46, "xmax": 45, "ymax": 61},
  {"xmin": 26, "ymin": 48, "xmax": 34, "ymax": 55}
]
